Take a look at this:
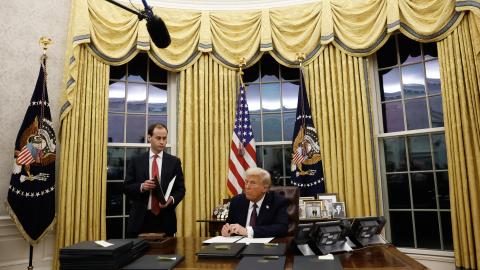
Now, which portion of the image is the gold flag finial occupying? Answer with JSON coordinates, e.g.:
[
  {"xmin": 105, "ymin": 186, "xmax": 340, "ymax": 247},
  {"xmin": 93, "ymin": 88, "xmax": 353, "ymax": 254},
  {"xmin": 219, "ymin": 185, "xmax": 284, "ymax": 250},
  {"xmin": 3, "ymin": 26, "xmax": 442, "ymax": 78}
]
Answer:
[
  {"xmin": 238, "ymin": 57, "xmax": 246, "ymax": 72},
  {"xmin": 39, "ymin": 37, "xmax": 53, "ymax": 56}
]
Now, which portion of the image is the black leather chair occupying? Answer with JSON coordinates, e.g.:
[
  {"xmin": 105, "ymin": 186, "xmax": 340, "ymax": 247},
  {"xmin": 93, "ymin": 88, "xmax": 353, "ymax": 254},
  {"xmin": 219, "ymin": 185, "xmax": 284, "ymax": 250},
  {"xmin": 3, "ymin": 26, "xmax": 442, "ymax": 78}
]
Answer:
[{"xmin": 270, "ymin": 186, "xmax": 300, "ymax": 236}]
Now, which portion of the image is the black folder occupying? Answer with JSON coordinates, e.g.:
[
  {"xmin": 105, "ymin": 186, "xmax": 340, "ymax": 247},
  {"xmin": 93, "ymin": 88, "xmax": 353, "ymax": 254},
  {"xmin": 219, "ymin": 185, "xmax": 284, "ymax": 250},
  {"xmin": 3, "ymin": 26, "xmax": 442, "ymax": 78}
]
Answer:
[
  {"xmin": 60, "ymin": 239, "xmax": 133, "ymax": 256},
  {"xmin": 196, "ymin": 243, "xmax": 246, "ymax": 258},
  {"xmin": 241, "ymin": 243, "xmax": 286, "ymax": 256},
  {"xmin": 235, "ymin": 256, "xmax": 286, "ymax": 270},
  {"xmin": 122, "ymin": 254, "xmax": 184, "ymax": 270},
  {"xmin": 292, "ymin": 255, "xmax": 343, "ymax": 270},
  {"xmin": 153, "ymin": 176, "xmax": 167, "ymax": 205}
]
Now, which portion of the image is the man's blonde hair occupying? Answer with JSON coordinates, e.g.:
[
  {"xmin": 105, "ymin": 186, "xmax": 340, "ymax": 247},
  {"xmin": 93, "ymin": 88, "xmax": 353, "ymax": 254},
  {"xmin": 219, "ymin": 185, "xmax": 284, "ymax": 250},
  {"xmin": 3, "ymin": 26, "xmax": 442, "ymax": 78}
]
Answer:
[{"xmin": 245, "ymin": 167, "xmax": 271, "ymax": 187}]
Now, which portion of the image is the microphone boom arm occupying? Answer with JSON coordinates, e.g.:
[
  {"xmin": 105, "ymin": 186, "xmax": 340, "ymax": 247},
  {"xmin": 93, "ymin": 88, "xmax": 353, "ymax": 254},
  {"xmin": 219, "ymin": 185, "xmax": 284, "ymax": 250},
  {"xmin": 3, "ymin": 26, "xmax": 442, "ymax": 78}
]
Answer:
[{"xmin": 105, "ymin": 0, "xmax": 148, "ymax": 20}]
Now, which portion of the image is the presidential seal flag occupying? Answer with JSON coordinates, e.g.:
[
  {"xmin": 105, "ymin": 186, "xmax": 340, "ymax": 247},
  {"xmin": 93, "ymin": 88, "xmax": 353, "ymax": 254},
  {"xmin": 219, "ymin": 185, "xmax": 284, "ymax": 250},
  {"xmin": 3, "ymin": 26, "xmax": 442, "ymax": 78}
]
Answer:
[
  {"xmin": 290, "ymin": 69, "xmax": 325, "ymax": 196},
  {"xmin": 5, "ymin": 56, "xmax": 56, "ymax": 245}
]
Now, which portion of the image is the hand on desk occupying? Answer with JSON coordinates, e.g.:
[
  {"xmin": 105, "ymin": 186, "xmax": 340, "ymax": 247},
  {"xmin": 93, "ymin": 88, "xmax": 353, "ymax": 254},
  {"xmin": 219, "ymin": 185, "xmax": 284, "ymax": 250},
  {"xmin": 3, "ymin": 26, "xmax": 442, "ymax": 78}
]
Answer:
[{"xmin": 221, "ymin": 223, "xmax": 247, "ymax": 237}]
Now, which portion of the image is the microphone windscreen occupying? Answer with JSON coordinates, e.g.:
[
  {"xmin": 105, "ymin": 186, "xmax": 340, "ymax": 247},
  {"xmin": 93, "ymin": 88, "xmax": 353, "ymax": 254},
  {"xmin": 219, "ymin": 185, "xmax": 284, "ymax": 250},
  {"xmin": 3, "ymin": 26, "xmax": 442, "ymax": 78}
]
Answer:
[{"xmin": 147, "ymin": 15, "xmax": 171, "ymax": 49}]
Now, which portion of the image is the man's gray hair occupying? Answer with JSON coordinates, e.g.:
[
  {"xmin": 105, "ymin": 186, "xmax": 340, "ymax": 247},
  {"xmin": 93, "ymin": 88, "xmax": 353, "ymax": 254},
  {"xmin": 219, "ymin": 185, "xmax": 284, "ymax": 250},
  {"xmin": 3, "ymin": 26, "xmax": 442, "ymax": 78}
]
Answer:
[{"xmin": 245, "ymin": 167, "xmax": 271, "ymax": 187}]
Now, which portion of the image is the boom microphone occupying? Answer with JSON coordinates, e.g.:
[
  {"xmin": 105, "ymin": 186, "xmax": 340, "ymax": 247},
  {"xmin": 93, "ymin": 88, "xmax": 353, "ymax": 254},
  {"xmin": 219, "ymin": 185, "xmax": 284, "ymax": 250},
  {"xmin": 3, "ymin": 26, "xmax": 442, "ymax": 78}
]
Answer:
[{"xmin": 105, "ymin": 0, "xmax": 171, "ymax": 49}]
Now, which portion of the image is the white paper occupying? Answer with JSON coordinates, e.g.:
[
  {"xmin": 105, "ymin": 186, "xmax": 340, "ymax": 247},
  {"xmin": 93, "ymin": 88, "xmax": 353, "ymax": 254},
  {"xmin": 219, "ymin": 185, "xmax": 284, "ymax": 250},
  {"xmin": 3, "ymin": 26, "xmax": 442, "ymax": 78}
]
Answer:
[
  {"xmin": 94, "ymin": 240, "xmax": 114, "ymax": 247},
  {"xmin": 317, "ymin": 254, "xmax": 334, "ymax": 260},
  {"xmin": 202, "ymin": 236, "xmax": 244, "ymax": 244},
  {"xmin": 236, "ymin": 237, "xmax": 274, "ymax": 244},
  {"xmin": 164, "ymin": 176, "xmax": 176, "ymax": 200}
]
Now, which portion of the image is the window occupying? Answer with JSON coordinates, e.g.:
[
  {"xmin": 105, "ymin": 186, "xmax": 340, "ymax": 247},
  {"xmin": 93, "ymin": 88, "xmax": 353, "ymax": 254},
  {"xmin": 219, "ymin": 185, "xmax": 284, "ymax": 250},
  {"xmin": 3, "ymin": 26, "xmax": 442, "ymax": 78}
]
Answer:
[
  {"xmin": 243, "ymin": 54, "xmax": 299, "ymax": 186},
  {"xmin": 106, "ymin": 53, "xmax": 174, "ymax": 239},
  {"xmin": 374, "ymin": 34, "xmax": 452, "ymax": 250}
]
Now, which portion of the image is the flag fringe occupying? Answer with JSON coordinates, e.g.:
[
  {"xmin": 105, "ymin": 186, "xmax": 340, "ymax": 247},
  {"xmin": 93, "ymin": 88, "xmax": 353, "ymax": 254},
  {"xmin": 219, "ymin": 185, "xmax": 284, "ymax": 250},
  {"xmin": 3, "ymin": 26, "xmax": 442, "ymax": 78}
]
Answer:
[{"xmin": 4, "ymin": 201, "xmax": 57, "ymax": 246}]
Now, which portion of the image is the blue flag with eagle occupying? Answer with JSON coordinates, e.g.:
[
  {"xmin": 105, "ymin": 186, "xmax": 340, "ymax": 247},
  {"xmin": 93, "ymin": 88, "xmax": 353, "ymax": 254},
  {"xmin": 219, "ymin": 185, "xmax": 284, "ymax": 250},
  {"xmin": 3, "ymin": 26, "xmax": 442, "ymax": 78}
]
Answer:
[
  {"xmin": 290, "ymin": 69, "xmax": 325, "ymax": 196},
  {"xmin": 5, "ymin": 57, "xmax": 56, "ymax": 245}
]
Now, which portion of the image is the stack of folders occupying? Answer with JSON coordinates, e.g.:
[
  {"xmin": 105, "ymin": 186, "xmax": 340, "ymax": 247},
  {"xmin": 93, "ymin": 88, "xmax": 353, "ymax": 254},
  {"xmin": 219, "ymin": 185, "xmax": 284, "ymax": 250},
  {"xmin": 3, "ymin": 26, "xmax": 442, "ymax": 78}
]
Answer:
[
  {"xmin": 60, "ymin": 239, "xmax": 149, "ymax": 270},
  {"xmin": 196, "ymin": 243, "xmax": 247, "ymax": 258},
  {"xmin": 235, "ymin": 256, "xmax": 286, "ymax": 270},
  {"xmin": 122, "ymin": 255, "xmax": 184, "ymax": 270},
  {"xmin": 292, "ymin": 255, "xmax": 344, "ymax": 270},
  {"xmin": 241, "ymin": 243, "xmax": 287, "ymax": 256}
]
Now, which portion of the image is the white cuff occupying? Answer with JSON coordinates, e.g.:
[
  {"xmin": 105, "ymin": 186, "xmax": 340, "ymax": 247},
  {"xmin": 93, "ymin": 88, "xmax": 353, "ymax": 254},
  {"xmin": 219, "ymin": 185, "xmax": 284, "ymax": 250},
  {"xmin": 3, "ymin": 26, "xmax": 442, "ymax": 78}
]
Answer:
[
  {"xmin": 246, "ymin": 226, "xmax": 254, "ymax": 238},
  {"xmin": 140, "ymin": 183, "xmax": 144, "ymax": 192}
]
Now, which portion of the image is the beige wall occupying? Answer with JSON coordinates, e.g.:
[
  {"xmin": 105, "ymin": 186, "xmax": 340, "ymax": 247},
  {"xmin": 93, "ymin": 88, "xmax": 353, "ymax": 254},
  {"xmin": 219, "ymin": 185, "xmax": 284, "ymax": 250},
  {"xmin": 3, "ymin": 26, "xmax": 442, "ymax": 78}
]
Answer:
[{"xmin": 0, "ymin": 0, "xmax": 70, "ymax": 269}]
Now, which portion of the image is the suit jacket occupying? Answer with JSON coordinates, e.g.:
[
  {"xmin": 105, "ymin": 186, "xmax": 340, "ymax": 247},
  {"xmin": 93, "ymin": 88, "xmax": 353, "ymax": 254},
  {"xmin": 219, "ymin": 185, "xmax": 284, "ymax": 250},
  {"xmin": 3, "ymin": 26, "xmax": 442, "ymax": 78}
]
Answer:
[
  {"xmin": 123, "ymin": 151, "xmax": 185, "ymax": 236},
  {"xmin": 226, "ymin": 191, "xmax": 288, "ymax": 238}
]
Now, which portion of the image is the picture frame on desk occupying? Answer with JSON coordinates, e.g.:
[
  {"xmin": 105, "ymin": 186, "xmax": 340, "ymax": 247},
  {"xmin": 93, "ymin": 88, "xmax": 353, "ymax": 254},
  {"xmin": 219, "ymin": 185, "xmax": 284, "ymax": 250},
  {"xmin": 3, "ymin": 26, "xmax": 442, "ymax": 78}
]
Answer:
[
  {"xmin": 317, "ymin": 193, "xmax": 338, "ymax": 218},
  {"xmin": 299, "ymin": 197, "xmax": 315, "ymax": 219},
  {"xmin": 305, "ymin": 200, "xmax": 323, "ymax": 218},
  {"xmin": 332, "ymin": 202, "xmax": 346, "ymax": 218}
]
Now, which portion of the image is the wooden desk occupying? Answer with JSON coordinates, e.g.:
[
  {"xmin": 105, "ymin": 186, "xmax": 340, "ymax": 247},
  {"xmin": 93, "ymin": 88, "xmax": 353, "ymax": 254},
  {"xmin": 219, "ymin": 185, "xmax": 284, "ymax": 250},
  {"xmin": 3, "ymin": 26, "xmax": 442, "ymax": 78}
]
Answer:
[{"xmin": 148, "ymin": 237, "xmax": 427, "ymax": 270}]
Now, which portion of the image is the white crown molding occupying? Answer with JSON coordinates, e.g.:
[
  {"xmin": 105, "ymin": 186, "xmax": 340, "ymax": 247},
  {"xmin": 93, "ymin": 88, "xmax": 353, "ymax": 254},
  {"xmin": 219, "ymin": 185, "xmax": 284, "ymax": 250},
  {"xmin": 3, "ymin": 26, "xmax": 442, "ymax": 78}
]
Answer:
[{"xmin": 123, "ymin": 0, "xmax": 320, "ymax": 10}]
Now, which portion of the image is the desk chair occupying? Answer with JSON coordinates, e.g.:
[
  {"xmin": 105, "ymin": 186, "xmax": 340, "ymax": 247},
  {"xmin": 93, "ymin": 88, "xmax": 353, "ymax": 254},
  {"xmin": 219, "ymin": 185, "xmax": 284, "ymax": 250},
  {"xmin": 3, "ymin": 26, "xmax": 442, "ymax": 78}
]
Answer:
[{"xmin": 269, "ymin": 186, "xmax": 300, "ymax": 235}]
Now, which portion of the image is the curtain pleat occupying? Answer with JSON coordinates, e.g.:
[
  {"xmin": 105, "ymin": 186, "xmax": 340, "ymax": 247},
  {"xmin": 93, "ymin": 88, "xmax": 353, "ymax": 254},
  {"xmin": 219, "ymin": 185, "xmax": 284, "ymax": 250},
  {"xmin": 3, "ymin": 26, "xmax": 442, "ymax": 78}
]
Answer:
[
  {"xmin": 54, "ymin": 45, "xmax": 108, "ymax": 269},
  {"xmin": 304, "ymin": 45, "xmax": 377, "ymax": 217},
  {"xmin": 176, "ymin": 54, "xmax": 237, "ymax": 236},
  {"xmin": 438, "ymin": 12, "xmax": 480, "ymax": 270}
]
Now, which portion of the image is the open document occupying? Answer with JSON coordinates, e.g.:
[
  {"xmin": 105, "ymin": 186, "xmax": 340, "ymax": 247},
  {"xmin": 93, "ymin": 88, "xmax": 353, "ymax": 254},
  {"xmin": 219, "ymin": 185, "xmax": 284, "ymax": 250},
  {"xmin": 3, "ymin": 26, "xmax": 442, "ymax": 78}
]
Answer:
[
  {"xmin": 164, "ymin": 176, "xmax": 176, "ymax": 201},
  {"xmin": 202, "ymin": 236, "xmax": 244, "ymax": 244}
]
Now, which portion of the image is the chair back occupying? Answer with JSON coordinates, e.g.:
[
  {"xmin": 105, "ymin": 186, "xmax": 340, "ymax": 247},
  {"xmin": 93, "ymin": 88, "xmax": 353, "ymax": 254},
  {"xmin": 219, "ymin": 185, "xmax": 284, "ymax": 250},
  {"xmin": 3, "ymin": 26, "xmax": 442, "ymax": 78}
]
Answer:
[{"xmin": 269, "ymin": 186, "xmax": 299, "ymax": 235}]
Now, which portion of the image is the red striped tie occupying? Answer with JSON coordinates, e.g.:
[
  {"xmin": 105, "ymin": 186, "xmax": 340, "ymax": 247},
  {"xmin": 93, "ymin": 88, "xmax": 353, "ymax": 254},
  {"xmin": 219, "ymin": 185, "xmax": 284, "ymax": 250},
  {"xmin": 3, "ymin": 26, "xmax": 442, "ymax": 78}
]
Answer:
[{"xmin": 151, "ymin": 154, "xmax": 160, "ymax": 215}]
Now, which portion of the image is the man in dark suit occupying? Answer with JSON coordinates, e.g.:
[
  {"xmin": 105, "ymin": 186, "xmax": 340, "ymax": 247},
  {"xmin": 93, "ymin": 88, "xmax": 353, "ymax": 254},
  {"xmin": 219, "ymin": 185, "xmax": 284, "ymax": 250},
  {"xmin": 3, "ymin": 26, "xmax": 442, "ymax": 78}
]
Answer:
[
  {"xmin": 124, "ymin": 123, "xmax": 185, "ymax": 237},
  {"xmin": 221, "ymin": 168, "xmax": 288, "ymax": 238}
]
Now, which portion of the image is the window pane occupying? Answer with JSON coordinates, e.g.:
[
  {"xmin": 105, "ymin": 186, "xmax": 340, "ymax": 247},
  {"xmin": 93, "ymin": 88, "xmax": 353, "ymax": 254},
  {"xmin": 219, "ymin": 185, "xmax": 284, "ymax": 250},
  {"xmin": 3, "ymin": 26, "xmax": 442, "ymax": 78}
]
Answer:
[
  {"xmin": 127, "ymin": 83, "xmax": 147, "ymax": 113},
  {"xmin": 402, "ymin": 64, "xmax": 425, "ymax": 98},
  {"xmin": 261, "ymin": 55, "xmax": 279, "ymax": 82},
  {"xmin": 246, "ymin": 84, "xmax": 260, "ymax": 113},
  {"xmin": 441, "ymin": 212, "xmax": 453, "ymax": 250},
  {"xmin": 149, "ymin": 60, "xmax": 167, "ymax": 83},
  {"xmin": 282, "ymin": 81, "xmax": 299, "ymax": 110},
  {"xmin": 148, "ymin": 84, "xmax": 167, "ymax": 114},
  {"xmin": 408, "ymin": 135, "xmax": 433, "ymax": 171},
  {"xmin": 425, "ymin": 60, "xmax": 441, "ymax": 94},
  {"xmin": 108, "ymin": 114, "xmax": 124, "ymax": 143},
  {"xmin": 283, "ymin": 112, "xmax": 295, "ymax": 141},
  {"xmin": 126, "ymin": 114, "xmax": 146, "ymax": 143},
  {"xmin": 106, "ymin": 217, "xmax": 123, "ymax": 239},
  {"xmin": 262, "ymin": 114, "xmax": 282, "ymax": 141},
  {"xmin": 109, "ymin": 81, "xmax": 125, "ymax": 112},
  {"xmin": 432, "ymin": 134, "xmax": 447, "ymax": 169},
  {"xmin": 106, "ymin": 182, "xmax": 124, "ymax": 216},
  {"xmin": 387, "ymin": 174, "xmax": 410, "ymax": 209},
  {"xmin": 389, "ymin": 211, "xmax": 414, "ymax": 247},
  {"xmin": 398, "ymin": 35, "xmax": 421, "ymax": 64},
  {"xmin": 411, "ymin": 172, "xmax": 436, "ymax": 209},
  {"xmin": 107, "ymin": 147, "xmax": 125, "ymax": 180},
  {"xmin": 262, "ymin": 146, "xmax": 283, "ymax": 183},
  {"xmin": 429, "ymin": 95, "xmax": 444, "ymax": 128},
  {"xmin": 261, "ymin": 83, "xmax": 281, "ymax": 112},
  {"xmin": 280, "ymin": 66, "xmax": 300, "ymax": 81},
  {"xmin": 110, "ymin": 64, "xmax": 126, "ymax": 80},
  {"xmin": 148, "ymin": 115, "xmax": 168, "ymax": 130},
  {"xmin": 126, "ymin": 148, "xmax": 149, "ymax": 167},
  {"xmin": 379, "ymin": 68, "xmax": 401, "ymax": 101},
  {"xmin": 423, "ymin": 42, "xmax": 438, "ymax": 60},
  {"xmin": 415, "ymin": 211, "xmax": 441, "ymax": 249},
  {"xmin": 377, "ymin": 38, "xmax": 397, "ymax": 68},
  {"xmin": 437, "ymin": 172, "xmax": 450, "ymax": 209},
  {"xmin": 382, "ymin": 101, "xmax": 404, "ymax": 132},
  {"xmin": 405, "ymin": 98, "xmax": 429, "ymax": 130},
  {"xmin": 384, "ymin": 137, "xmax": 407, "ymax": 172},
  {"xmin": 250, "ymin": 114, "xmax": 261, "ymax": 141},
  {"xmin": 244, "ymin": 63, "xmax": 260, "ymax": 83},
  {"xmin": 255, "ymin": 146, "xmax": 263, "ymax": 167},
  {"xmin": 284, "ymin": 146, "xmax": 293, "ymax": 178},
  {"xmin": 127, "ymin": 53, "xmax": 147, "ymax": 82}
]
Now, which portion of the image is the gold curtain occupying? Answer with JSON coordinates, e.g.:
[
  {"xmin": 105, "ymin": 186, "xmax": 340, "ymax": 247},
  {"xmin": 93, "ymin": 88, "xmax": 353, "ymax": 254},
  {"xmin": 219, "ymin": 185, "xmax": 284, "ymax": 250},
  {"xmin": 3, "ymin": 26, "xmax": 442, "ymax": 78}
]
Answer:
[
  {"xmin": 304, "ymin": 45, "xmax": 377, "ymax": 217},
  {"xmin": 437, "ymin": 13, "xmax": 480, "ymax": 270},
  {"xmin": 176, "ymin": 54, "xmax": 237, "ymax": 236},
  {"xmin": 54, "ymin": 45, "xmax": 109, "ymax": 269}
]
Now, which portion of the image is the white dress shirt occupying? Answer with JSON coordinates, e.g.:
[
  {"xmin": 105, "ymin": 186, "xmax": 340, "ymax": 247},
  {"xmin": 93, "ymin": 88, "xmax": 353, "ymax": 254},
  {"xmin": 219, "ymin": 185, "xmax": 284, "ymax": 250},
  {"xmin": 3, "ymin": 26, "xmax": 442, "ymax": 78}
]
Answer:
[{"xmin": 245, "ymin": 194, "xmax": 265, "ymax": 238}]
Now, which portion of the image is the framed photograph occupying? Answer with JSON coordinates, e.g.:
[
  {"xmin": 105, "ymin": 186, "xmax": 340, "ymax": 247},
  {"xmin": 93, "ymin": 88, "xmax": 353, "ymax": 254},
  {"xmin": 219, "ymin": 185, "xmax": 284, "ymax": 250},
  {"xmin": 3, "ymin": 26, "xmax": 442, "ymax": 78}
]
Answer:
[
  {"xmin": 317, "ymin": 193, "xmax": 337, "ymax": 218},
  {"xmin": 332, "ymin": 202, "xmax": 346, "ymax": 218},
  {"xmin": 299, "ymin": 202, "xmax": 306, "ymax": 219},
  {"xmin": 305, "ymin": 200, "xmax": 323, "ymax": 218}
]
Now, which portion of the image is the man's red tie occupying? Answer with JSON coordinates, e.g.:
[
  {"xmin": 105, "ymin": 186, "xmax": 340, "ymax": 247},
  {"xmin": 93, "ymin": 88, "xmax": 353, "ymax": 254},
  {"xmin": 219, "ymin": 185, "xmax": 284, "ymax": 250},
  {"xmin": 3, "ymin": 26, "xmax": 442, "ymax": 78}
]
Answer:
[
  {"xmin": 249, "ymin": 203, "xmax": 257, "ymax": 227},
  {"xmin": 151, "ymin": 154, "xmax": 160, "ymax": 215}
]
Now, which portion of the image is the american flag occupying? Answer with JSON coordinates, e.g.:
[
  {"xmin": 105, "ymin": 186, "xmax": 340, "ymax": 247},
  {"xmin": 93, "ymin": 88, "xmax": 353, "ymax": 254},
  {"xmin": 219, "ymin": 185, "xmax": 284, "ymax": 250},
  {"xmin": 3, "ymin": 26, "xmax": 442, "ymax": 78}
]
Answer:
[{"xmin": 227, "ymin": 84, "xmax": 256, "ymax": 195}]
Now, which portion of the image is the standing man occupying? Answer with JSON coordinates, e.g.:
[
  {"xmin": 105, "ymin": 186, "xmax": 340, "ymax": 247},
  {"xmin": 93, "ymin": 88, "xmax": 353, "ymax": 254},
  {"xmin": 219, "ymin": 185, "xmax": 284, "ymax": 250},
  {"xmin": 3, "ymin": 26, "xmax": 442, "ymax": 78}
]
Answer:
[
  {"xmin": 124, "ymin": 123, "xmax": 185, "ymax": 237},
  {"xmin": 221, "ymin": 168, "xmax": 288, "ymax": 238}
]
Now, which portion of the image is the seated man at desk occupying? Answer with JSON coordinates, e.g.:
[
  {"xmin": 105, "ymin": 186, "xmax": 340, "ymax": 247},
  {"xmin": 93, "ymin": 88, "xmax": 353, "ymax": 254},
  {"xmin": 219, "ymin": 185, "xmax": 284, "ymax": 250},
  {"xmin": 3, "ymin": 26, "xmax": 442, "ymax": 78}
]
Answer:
[{"xmin": 221, "ymin": 167, "xmax": 288, "ymax": 238}]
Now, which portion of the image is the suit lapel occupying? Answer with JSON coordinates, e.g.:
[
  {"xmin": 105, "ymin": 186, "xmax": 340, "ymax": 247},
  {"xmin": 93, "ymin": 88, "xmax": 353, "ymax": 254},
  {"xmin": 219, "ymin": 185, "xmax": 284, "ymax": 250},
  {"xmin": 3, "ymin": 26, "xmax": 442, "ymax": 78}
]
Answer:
[
  {"xmin": 160, "ymin": 152, "xmax": 171, "ymax": 190},
  {"xmin": 142, "ymin": 152, "xmax": 150, "ymax": 182},
  {"xmin": 240, "ymin": 195, "xmax": 250, "ymax": 226},
  {"xmin": 257, "ymin": 192, "xmax": 272, "ymax": 225}
]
